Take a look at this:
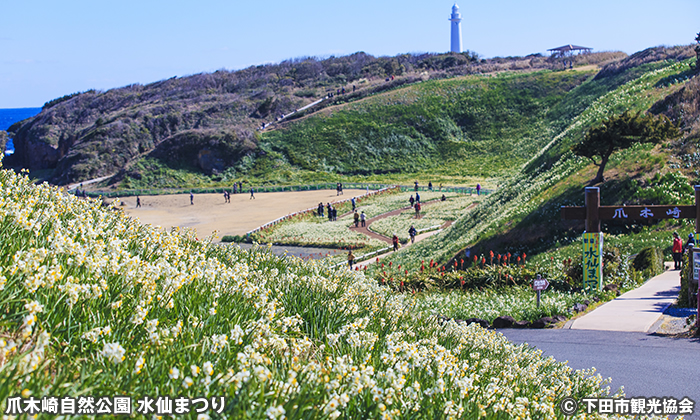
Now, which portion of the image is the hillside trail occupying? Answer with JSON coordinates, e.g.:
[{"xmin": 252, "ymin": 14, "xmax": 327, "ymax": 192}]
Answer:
[
  {"xmin": 67, "ymin": 175, "xmax": 113, "ymax": 191},
  {"xmin": 261, "ymin": 76, "xmax": 413, "ymax": 131},
  {"xmin": 262, "ymin": 64, "xmax": 599, "ymax": 133}
]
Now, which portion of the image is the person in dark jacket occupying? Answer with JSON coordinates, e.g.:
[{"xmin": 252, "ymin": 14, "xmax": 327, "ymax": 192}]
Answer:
[{"xmin": 408, "ymin": 225, "xmax": 417, "ymax": 244}]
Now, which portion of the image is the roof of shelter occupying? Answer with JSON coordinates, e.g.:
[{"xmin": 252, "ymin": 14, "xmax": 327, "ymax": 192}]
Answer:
[{"xmin": 547, "ymin": 44, "xmax": 593, "ymax": 52}]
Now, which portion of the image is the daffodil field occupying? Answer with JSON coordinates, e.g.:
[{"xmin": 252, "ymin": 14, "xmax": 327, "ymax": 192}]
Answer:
[
  {"xmin": 412, "ymin": 288, "xmax": 607, "ymax": 324},
  {"xmin": 251, "ymin": 220, "xmax": 388, "ymax": 250},
  {"xmin": 0, "ymin": 169, "xmax": 624, "ymax": 419},
  {"xmin": 249, "ymin": 190, "xmax": 466, "ymax": 250}
]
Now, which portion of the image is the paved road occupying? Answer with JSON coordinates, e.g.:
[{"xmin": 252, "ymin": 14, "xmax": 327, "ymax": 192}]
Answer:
[{"xmin": 501, "ymin": 329, "xmax": 700, "ymax": 418}]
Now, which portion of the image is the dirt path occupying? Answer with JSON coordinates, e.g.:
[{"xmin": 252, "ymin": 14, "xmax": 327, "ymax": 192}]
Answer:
[
  {"xmin": 348, "ymin": 199, "xmax": 443, "ymax": 244},
  {"xmin": 122, "ymin": 189, "xmax": 368, "ymax": 239},
  {"xmin": 347, "ymin": 202, "xmax": 476, "ymax": 270}
]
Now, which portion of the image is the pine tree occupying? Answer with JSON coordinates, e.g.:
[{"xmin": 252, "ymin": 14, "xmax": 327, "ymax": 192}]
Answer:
[{"xmin": 572, "ymin": 111, "xmax": 680, "ymax": 183}]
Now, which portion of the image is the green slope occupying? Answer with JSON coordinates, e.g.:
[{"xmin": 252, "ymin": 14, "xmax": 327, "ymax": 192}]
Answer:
[
  {"xmin": 377, "ymin": 54, "xmax": 699, "ymax": 273},
  {"xmin": 263, "ymin": 71, "xmax": 593, "ymax": 182}
]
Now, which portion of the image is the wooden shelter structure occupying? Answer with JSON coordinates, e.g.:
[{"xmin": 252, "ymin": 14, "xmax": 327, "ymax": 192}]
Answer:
[{"xmin": 547, "ymin": 44, "xmax": 593, "ymax": 56}]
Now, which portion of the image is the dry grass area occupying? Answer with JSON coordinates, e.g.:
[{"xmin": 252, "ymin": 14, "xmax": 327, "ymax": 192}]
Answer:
[{"xmin": 122, "ymin": 189, "xmax": 367, "ymax": 239}]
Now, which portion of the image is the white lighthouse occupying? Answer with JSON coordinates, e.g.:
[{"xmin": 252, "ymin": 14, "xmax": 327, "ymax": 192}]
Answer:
[{"xmin": 449, "ymin": 3, "xmax": 463, "ymax": 53}]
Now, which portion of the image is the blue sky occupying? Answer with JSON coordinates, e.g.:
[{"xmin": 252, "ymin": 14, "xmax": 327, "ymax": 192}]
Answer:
[{"xmin": 1, "ymin": 0, "xmax": 698, "ymax": 108}]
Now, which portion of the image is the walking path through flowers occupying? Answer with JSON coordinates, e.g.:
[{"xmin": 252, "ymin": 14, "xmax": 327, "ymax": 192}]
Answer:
[
  {"xmin": 567, "ymin": 263, "xmax": 684, "ymax": 332},
  {"xmin": 348, "ymin": 201, "xmax": 477, "ymax": 269}
]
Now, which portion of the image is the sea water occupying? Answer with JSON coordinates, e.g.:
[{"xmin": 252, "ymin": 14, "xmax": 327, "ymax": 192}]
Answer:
[{"xmin": 0, "ymin": 107, "xmax": 42, "ymax": 154}]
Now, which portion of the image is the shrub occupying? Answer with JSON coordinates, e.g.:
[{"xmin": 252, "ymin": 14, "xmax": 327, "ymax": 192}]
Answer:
[
  {"xmin": 221, "ymin": 234, "xmax": 246, "ymax": 243},
  {"xmin": 678, "ymin": 253, "xmax": 694, "ymax": 307},
  {"xmin": 632, "ymin": 246, "xmax": 664, "ymax": 276}
]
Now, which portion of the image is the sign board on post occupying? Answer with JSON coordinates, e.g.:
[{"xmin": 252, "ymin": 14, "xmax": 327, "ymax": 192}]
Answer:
[
  {"xmin": 691, "ymin": 247, "xmax": 700, "ymax": 309},
  {"xmin": 532, "ymin": 275, "xmax": 549, "ymax": 291},
  {"xmin": 533, "ymin": 274, "xmax": 549, "ymax": 308},
  {"xmin": 582, "ymin": 232, "xmax": 603, "ymax": 292}
]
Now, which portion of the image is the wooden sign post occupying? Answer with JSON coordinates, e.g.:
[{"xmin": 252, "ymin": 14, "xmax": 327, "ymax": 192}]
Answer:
[{"xmin": 562, "ymin": 185, "xmax": 700, "ymax": 291}]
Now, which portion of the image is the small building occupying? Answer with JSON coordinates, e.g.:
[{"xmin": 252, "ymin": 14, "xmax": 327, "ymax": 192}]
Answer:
[{"xmin": 547, "ymin": 44, "xmax": 593, "ymax": 57}]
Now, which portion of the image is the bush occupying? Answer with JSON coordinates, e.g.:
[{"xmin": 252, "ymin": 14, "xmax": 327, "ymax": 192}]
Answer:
[
  {"xmin": 632, "ymin": 246, "xmax": 664, "ymax": 276},
  {"xmin": 678, "ymin": 253, "xmax": 694, "ymax": 307},
  {"xmin": 221, "ymin": 234, "xmax": 247, "ymax": 243}
]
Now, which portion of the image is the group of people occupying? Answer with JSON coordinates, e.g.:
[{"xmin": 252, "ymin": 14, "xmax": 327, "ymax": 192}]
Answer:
[
  {"xmin": 409, "ymin": 193, "xmax": 422, "ymax": 218},
  {"xmin": 336, "ymin": 183, "xmax": 344, "ymax": 196},
  {"xmin": 319, "ymin": 203, "xmax": 337, "ymax": 221},
  {"xmin": 672, "ymin": 232, "xmax": 696, "ymax": 270},
  {"xmin": 353, "ymin": 210, "xmax": 366, "ymax": 227}
]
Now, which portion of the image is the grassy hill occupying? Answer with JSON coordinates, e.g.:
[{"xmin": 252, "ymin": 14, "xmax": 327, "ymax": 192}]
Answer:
[
  {"xmin": 3, "ymin": 51, "xmax": 623, "ymax": 187},
  {"xmin": 377, "ymin": 47, "xmax": 700, "ymax": 273}
]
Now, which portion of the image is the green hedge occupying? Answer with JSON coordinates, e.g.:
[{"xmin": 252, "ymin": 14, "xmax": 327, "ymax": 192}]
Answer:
[{"xmin": 632, "ymin": 246, "xmax": 664, "ymax": 277}]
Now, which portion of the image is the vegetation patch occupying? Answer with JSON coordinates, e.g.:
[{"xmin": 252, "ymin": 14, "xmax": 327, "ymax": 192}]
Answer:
[{"xmin": 0, "ymin": 169, "xmax": 617, "ymax": 418}]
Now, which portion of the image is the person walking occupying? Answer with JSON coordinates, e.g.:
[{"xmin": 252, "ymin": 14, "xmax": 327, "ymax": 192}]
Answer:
[
  {"xmin": 136, "ymin": 196, "xmax": 141, "ymax": 208},
  {"xmin": 409, "ymin": 195, "xmax": 415, "ymax": 207},
  {"xmin": 348, "ymin": 250, "xmax": 355, "ymax": 269},
  {"xmin": 476, "ymin": 183, "xmax": 481, "ymax": 196},
  {"xmin": 190, "ymin": 192, "xmax": 194, "ymax": 205},
  {"xmin": 233, "ymin": 183, "xmax": 238, "ymax": 194},
  {"xmin": 353, "ymin": 210, "xmax": 360, "ymax": 227},
  {"xmin": 327, "ymin": 203, "xmax": 333, "ymax": 221},
  {"xmin": 414, "ymin": 181, "xmax": 419, "ymax": 192},
  {"xmin": 685, "ymin": 233, "xmax": 695, "ymax": 252},
  {"xmin": 415, "ymin": 202, "xmax": 421, "ymax": 218},
  {"xmin": 415, "ymin": 192, "xmax": 420, "ymax": 203},
  {"xmin": 360, "ymin": 211, "xmax": 366, "ymax": 227},
  {"xmin": 223, "ymin": 190, "xmax": 228, "ymax": 203},
  {"xmin": 318, "ymin": 202, "xmax": 324, "ymax": 217},
  {"xmin": 408, "ymin": 225, "xmax": 417, "ymax": 244},
  {"xmin": 672, "ymin": 232, "xmax": 683, "ymax": 270},
  {"xmin": 392, "ymin": 235, "xmax": 399, "ymax": 252},
  {"xmin": 332, "ymin": 206, "xmax": 337, "ymax": 221},
  {"xmin": 428, "ymin": 181, "xmax": 432, "ymax": 191},
  {"xmin": 337, "ymin": 183, "xmax": 341, "ymax": 196},
  {"xmin": 250, "ymin": 187, "xmax": 255, "ymax": 199},
  {"xmin": 351, "ymin": 197, "xmax": 356, "ymax": 211}
]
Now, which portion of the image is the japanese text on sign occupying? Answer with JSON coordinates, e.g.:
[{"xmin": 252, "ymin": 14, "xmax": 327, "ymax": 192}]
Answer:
[{"xmin": 582, "ymin": 232, "xmax": 603, "ymax": 292}]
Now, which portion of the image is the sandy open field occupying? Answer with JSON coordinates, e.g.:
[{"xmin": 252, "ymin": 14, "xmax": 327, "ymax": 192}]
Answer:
[{"xmin": 122, "ymin": 189, "xmax": 368, "ymax": 239}]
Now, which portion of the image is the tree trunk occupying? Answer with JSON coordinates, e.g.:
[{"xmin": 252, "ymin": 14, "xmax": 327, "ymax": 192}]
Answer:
[{"xmin": 593, "ymin": 155, "xmax": 609, "ymax": 183}]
